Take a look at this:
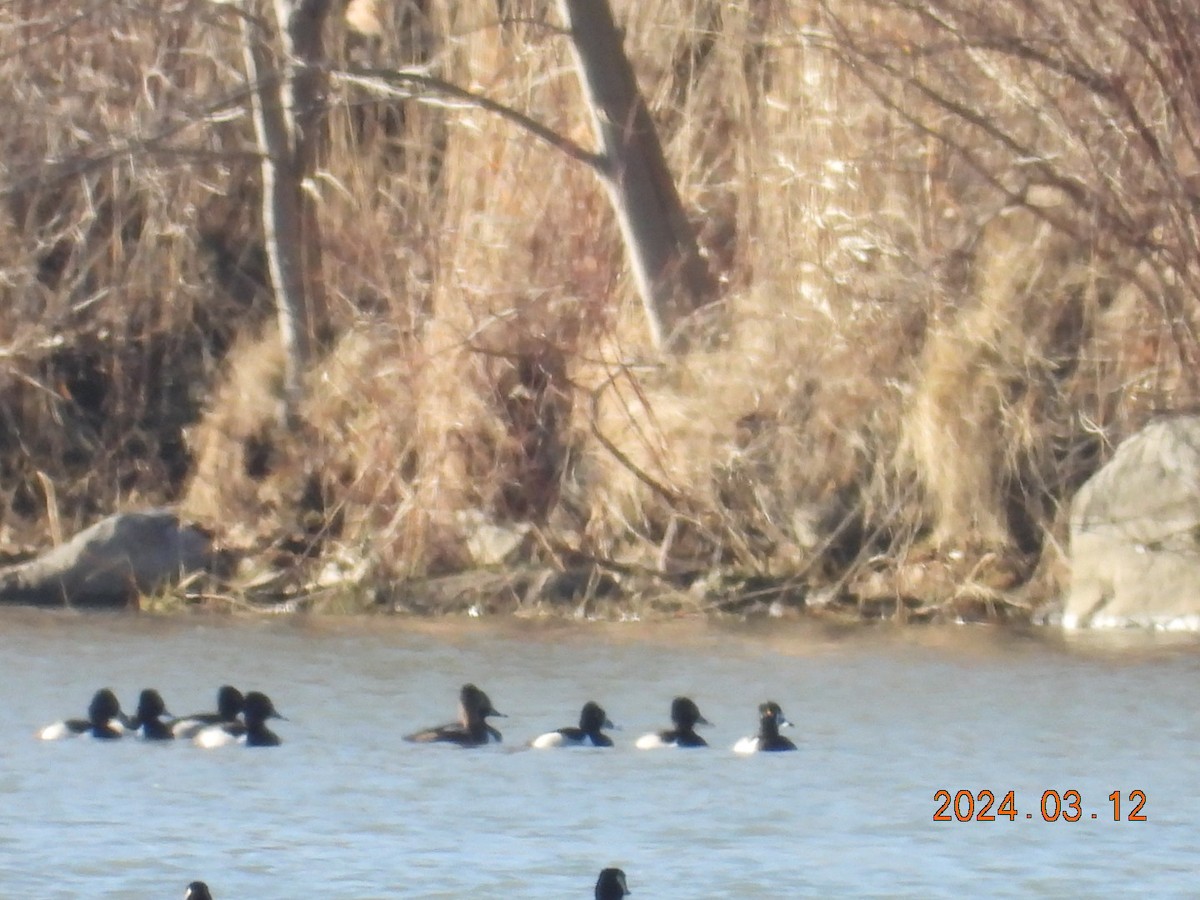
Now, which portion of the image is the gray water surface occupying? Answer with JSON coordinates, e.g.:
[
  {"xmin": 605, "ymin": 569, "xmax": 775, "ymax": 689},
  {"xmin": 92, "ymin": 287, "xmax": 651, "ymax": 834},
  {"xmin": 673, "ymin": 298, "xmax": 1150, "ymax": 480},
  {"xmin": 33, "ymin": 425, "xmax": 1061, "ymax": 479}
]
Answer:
[{"xmin": 0, "ymin": 610, "xmax": 1195, "ymax": 898}]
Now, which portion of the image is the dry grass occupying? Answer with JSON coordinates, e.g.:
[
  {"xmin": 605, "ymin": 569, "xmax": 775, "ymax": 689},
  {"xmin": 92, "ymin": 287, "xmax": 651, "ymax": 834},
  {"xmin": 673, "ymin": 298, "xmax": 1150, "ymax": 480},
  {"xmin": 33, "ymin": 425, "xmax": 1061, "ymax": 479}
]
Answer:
[{"xmin": 0, "ymin": 0, "xmax": 1198, "ymax": 615}]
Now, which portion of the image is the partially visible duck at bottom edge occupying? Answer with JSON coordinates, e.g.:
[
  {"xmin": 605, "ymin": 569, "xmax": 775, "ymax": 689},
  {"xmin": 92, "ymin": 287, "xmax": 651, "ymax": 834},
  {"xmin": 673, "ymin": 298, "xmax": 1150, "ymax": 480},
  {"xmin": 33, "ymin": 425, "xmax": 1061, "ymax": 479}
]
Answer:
[{"xmin": 596, "ymin": 867, "xmax": 630, "ymax": 900}]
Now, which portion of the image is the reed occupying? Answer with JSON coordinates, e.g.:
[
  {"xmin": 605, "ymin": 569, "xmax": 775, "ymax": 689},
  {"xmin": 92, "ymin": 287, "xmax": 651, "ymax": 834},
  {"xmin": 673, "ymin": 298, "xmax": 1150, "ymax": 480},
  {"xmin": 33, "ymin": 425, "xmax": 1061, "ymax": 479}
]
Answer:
[{"xmin": 0, "ymin": 0, "xmax": 1195, "ymax": 616}]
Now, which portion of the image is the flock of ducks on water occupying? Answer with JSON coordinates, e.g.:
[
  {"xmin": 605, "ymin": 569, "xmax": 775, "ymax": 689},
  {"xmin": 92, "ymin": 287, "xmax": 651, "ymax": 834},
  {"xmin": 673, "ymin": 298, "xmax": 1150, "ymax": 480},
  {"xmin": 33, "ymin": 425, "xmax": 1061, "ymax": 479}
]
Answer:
[
  {"xmin": 44, "ymin": 684, "xmax": 791, "ymax": 896},
  {"xmin": 38, "ymin": 683, "xmax": 798, "ymax": 753},
  {"xmin": 183, "ymin": 867, "xmax": 631, "ymax": 899},
  {"xmin": 37, "ymin": 685, "xmax": 284, "ymax": 747},
  {"xmin": 398, "ymin": 683, "xmax": 796, "ymax": 753}
]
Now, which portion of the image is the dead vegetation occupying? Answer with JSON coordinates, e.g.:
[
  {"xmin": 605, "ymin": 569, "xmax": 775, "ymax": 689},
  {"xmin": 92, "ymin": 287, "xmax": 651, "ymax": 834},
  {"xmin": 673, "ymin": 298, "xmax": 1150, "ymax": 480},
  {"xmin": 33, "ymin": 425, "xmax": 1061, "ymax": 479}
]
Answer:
[{"xmin": 0, "ymin": 0, "xmax": 1198, "ymax": 620}]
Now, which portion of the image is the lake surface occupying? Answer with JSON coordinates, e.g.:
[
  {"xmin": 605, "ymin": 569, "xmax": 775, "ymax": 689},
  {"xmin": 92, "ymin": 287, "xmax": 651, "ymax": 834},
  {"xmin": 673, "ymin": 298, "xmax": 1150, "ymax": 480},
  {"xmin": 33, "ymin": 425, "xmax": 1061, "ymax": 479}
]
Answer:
[{"xmin": 0, "ymin": 609, "xmax": 1196, "ymax": 898}]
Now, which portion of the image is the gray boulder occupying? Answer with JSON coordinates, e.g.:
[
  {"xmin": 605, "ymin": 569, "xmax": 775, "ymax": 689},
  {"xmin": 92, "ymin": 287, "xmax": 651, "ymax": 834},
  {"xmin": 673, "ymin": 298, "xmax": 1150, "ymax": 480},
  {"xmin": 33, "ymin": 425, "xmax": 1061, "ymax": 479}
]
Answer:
[
  {"xmin": 1065, "ymin": 416, "xmax": 1200, "ymax": 628},
  {"xmin": 0, "ymin": 510, "xmax": 212, "ymax": 608}
]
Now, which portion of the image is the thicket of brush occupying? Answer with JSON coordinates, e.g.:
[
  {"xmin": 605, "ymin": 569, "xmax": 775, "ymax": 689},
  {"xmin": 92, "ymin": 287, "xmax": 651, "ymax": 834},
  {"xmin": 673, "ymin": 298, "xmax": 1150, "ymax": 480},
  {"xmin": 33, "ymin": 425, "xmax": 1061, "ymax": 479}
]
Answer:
[{"xmin": 1, "ymin": 0, "xmax": 1197, "ymax": 619}]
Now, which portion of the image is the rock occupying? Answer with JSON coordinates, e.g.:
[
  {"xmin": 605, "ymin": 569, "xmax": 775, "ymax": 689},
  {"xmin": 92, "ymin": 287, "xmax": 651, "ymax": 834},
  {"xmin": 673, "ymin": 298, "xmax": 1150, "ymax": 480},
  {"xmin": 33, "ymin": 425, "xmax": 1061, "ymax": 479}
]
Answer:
[
  {"xmin": 0, "ymin": 510, "xmax": 212, "ymax": 608},
  {"xmin": 1065, "ymin": 416, "xmax": 1200, "ymax": 628}
]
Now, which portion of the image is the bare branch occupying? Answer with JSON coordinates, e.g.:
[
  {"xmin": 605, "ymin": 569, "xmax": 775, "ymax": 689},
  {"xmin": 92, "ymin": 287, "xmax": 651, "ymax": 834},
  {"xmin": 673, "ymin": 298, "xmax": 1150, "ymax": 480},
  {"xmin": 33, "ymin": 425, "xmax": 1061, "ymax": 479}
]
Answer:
[{"xmin": 333, "ymin": 65, "xmax": 605, "ymax": 173}]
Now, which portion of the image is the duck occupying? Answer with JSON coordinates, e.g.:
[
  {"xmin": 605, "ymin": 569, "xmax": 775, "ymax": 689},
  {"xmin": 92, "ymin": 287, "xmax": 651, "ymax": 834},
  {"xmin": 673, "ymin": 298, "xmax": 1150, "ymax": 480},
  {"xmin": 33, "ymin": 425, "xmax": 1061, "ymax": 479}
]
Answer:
[
  {"xmin": 38, "ymin": 688, "xmax": 128, "ymax": 740},
  {"xmin": 130, "ymin": 689, "xmax": 174, "ymax": 741},
  {"xmin": 733, "ymin": 701, "xmax": 797, "ymax": 753},
  {"xmin": 404, "ymin": 683, "xmax": 505, "ymax": 746},
  {"xmin": 635, "ymin": 696, "xmax": 710, "ymax": 749},
  {"xmin": 595, "ymin": 867, "xmax": 630, "ymax": 899},
  {"xmin": 531, "ymin": 701, "xmax": 615, "ymax": 748},
  {"xmin": 184, "ymin": 882, "xmax": 212, "ymax": 900},
  {"xmin": 194, "ymin": 691, "xmax": 285, "ymax": 748},
  {"xmin": 172, "ymin": 685, "xmax": 244, "ymax": 739}
]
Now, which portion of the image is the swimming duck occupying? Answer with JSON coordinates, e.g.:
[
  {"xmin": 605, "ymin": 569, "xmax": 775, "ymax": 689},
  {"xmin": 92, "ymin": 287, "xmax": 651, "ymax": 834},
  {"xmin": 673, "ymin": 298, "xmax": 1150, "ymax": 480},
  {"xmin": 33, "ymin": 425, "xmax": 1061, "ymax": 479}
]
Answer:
[
  {"xmin": 172, "ymin": 685, "xmax": 244, "ymax": 739},
  {"xmin": 531, "ymin": 701, "xmax": 615, "ymax": 749},
  {"xmin": 38, "ymin": 688, "xmax": 128, "ymax": 740},
  {"xmin": 595, "ymin": 867, "xmax": 630, "ymax": 899},
  {"xmin": 184, "ymin": 882, "xmax": 212, "ymax": 900},
  {"xmin": 194, "ymin": 691, "xmax": 285, "ymax": 748},
  {"xmin": 130, "ymin": 689, "xmax": 174, "ymax": 741},
  {"xmin": 733, "ymin": 701, "xmax": 796, "ymax": 754},
  {"xmin": 635, "ymin": 696, "xmax": 710, "ymax": 749},
  {"xmin": 404, "ymin": 683, "xmax": 505, "ymax": 746}
]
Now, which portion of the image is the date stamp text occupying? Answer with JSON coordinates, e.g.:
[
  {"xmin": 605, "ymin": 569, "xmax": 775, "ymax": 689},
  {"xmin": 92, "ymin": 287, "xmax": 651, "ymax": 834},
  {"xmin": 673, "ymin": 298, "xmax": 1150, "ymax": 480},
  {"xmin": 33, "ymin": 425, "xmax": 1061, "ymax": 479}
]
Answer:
[{"xmin": 933, "ymin": 789, "xmax": 1146, "ymax": 822}]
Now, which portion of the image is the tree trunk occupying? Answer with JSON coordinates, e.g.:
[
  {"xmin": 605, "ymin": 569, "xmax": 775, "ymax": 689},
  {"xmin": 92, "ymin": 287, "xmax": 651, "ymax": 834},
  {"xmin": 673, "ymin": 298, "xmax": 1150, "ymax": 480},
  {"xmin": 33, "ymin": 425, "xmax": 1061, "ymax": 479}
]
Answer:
[
  {"xmin": 275, "ymin": 0, "xmax": 331, "ymax": 349},
  {"xmin": 240, "ymin": 0, "xmax": 332, "ymax": 418},
  {"xmin": 558, "ymin": 0, "xmax": 720, "ymax": 353}
]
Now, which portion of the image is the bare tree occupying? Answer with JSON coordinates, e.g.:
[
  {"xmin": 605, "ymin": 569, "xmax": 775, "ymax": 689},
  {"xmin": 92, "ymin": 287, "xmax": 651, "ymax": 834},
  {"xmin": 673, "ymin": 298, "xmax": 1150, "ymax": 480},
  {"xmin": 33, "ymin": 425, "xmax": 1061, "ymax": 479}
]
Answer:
[
  {"xmin": 558, "ymin": 0, "xmax": 720, "ymax": 352},
  {"xmin": 336, "ymin": 1, "xmax": 721, "ymax": 354},
  {"xmin": 240, "ymin": 0, "xmax": 333, "ymax": 418}
]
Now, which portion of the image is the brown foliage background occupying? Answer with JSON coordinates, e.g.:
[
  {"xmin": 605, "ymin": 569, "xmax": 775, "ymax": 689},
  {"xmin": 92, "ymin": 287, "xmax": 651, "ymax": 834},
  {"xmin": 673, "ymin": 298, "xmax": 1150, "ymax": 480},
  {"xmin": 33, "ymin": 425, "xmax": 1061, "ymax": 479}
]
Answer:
[{"xmin": 0, "ymin": 0, "xmax": 1197, "ymax": 611}]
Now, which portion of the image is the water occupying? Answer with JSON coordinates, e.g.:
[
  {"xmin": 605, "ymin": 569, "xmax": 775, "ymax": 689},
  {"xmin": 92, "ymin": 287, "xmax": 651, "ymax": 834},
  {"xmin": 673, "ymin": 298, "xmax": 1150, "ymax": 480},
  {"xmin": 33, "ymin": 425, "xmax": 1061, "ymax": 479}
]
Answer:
[{"xmin": 0, "ymin": 609, "xmax": 1197, "ymax": 898}]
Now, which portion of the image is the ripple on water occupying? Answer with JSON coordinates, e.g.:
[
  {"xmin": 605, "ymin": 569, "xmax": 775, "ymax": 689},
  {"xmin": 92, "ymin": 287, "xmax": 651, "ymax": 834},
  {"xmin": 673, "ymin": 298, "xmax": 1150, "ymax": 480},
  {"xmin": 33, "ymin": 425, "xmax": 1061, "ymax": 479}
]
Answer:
[{"xmin": 0, "ymin": 610, "xmax": 1196, "ymax": 897}]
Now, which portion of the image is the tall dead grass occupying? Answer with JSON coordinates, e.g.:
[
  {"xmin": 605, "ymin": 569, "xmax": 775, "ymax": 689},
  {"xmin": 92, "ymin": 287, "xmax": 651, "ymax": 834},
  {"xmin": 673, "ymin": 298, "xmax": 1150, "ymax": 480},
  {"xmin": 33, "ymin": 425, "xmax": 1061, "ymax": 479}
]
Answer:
[{"xmin": 0, "ymin": 0, "xmax": 1196, "ymax": 612}]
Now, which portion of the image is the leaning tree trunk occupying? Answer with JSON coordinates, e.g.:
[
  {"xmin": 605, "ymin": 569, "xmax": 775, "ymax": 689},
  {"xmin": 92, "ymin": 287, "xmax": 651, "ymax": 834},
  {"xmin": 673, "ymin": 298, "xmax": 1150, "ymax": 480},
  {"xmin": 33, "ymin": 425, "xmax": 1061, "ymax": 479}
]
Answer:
[
  {"xmin": 240, "ymin": 0, "xmax": 332, "ymax": 418},
  {"xmin": 558, "ymin": 0, "xmax": 720, "ymax": 353}
]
